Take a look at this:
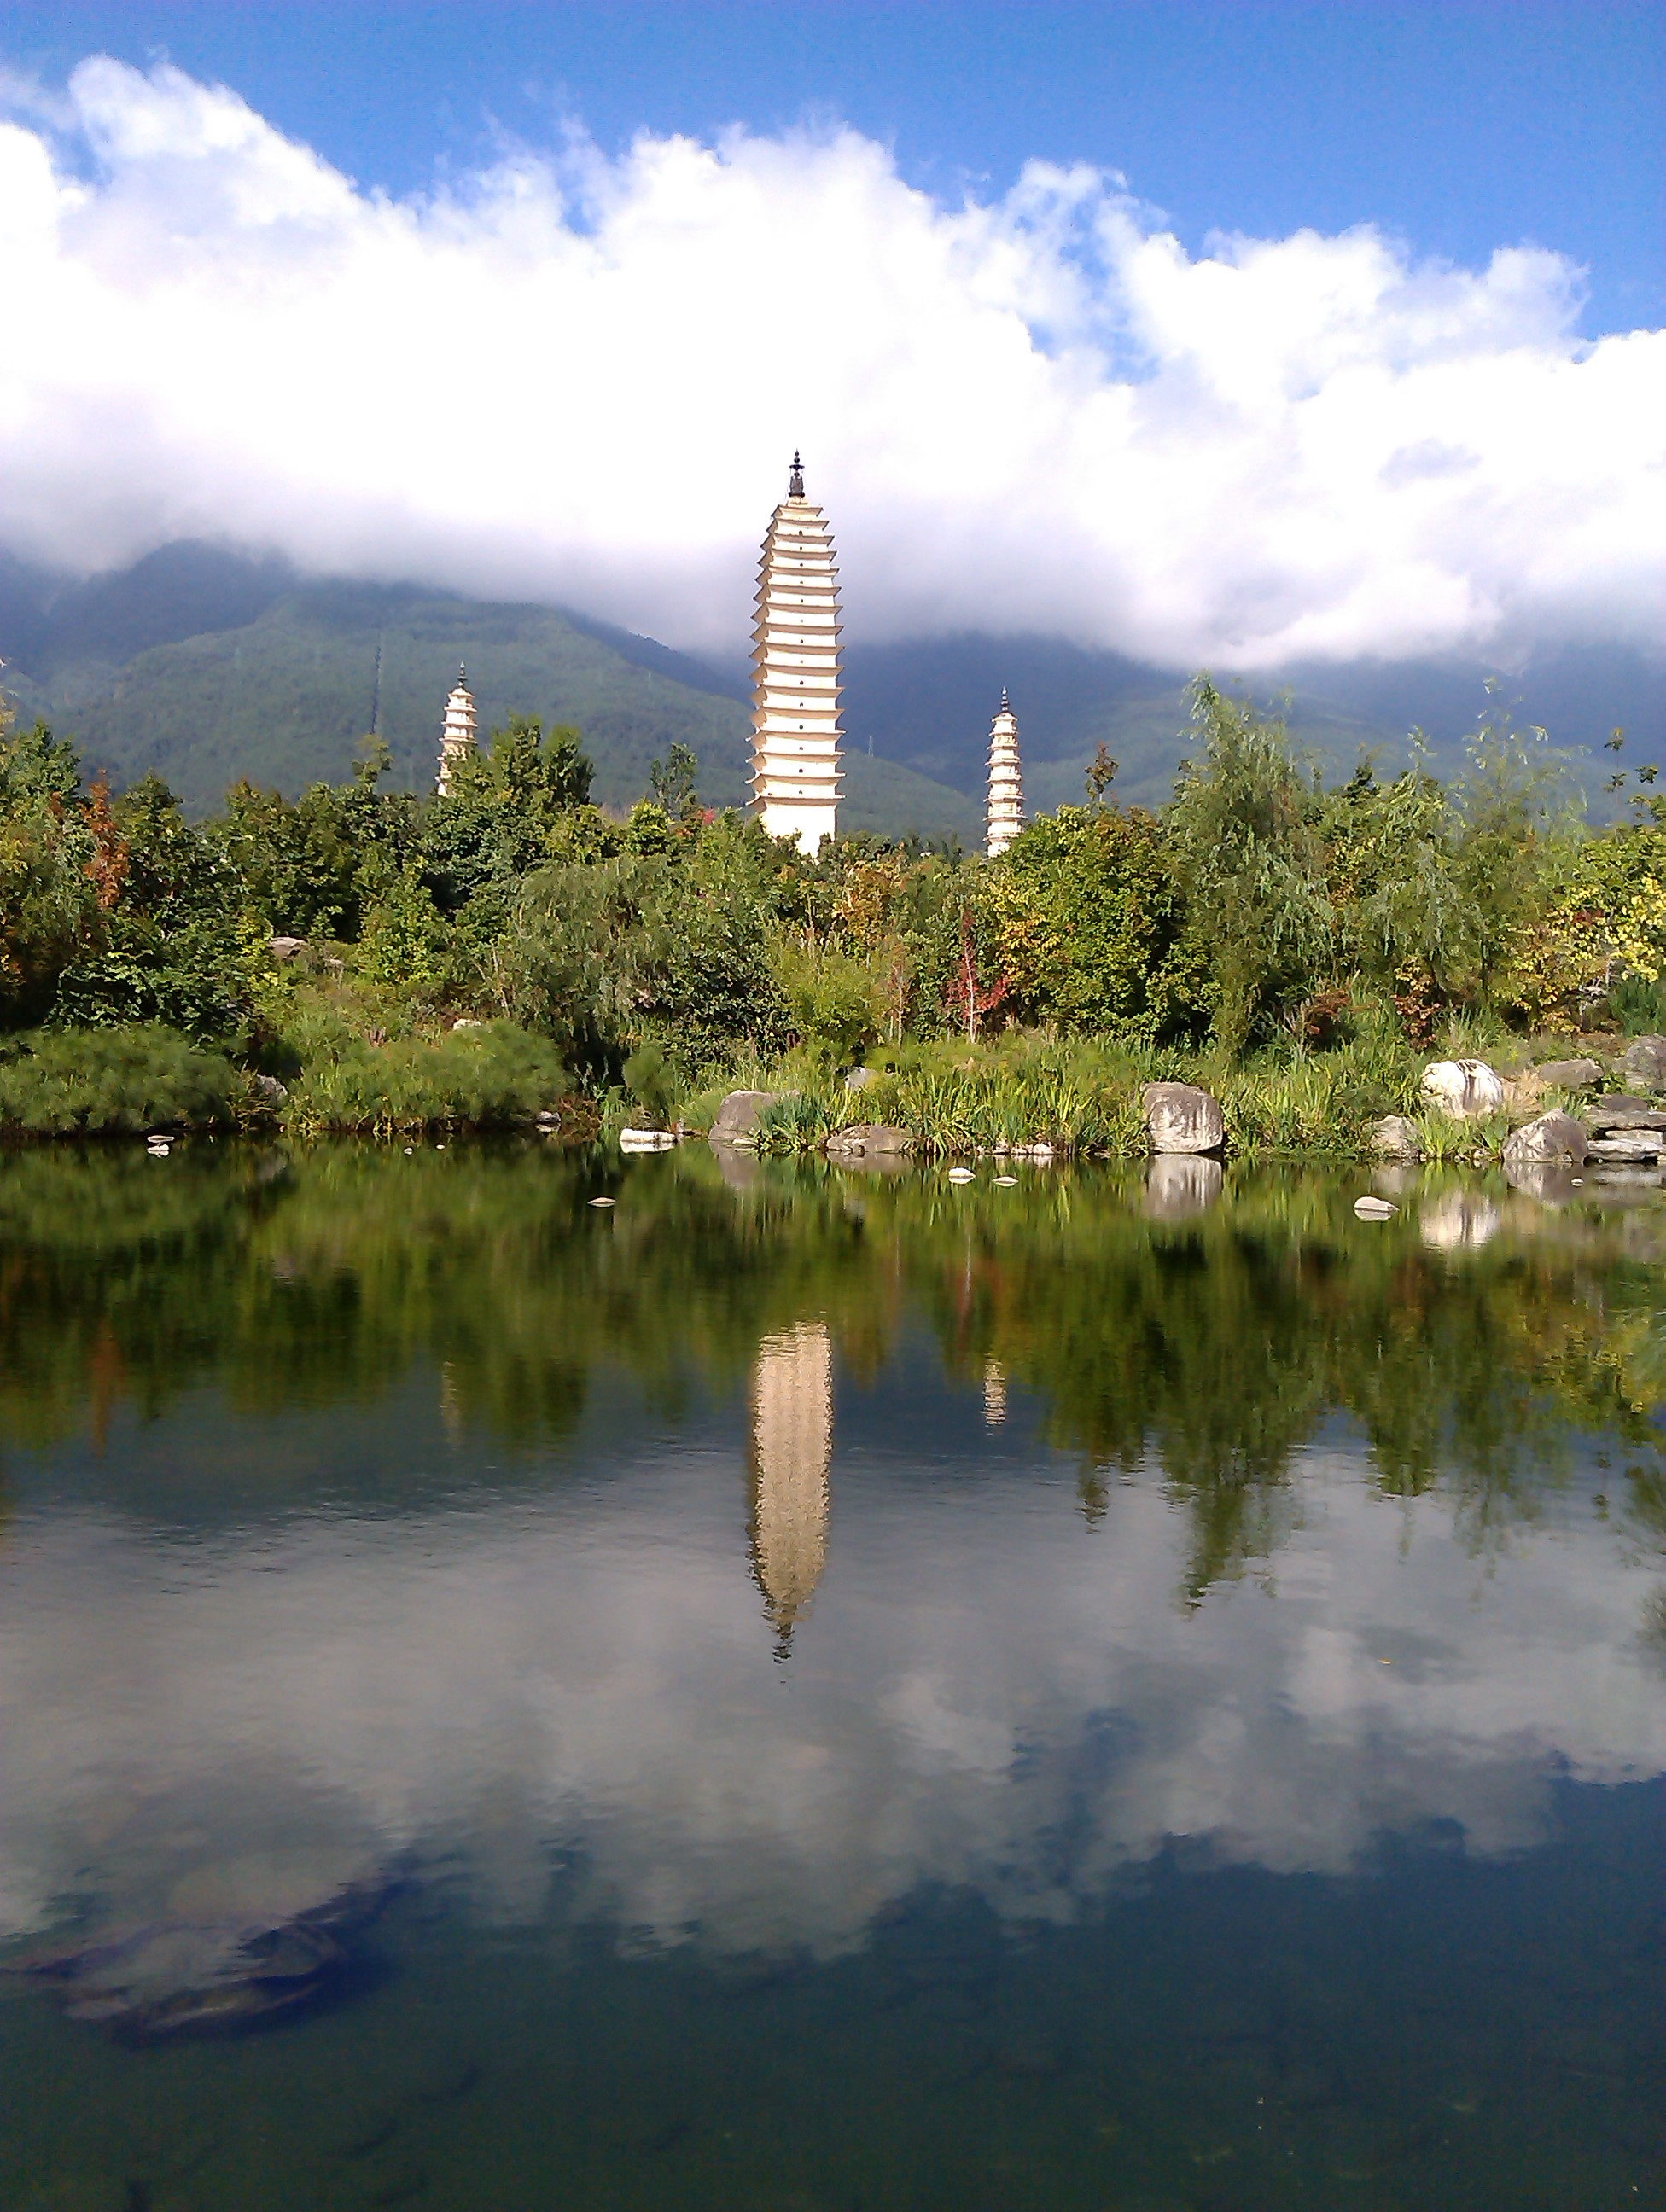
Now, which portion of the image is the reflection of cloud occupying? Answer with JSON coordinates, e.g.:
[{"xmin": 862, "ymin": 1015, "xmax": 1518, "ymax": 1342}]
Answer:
[
  {"xmin": 749, "ymin": 1322, "xmax": 833, "ymax": 1644},
  {"xmin": 1, "ymin": 1451, "xmax": 1662, "ymax": 1960}
]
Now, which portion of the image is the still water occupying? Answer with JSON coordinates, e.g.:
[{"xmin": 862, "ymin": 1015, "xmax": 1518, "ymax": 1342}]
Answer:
[{"xmin": 1, "ymin": 1141, "xmax": 1663, "ymax": 2210}]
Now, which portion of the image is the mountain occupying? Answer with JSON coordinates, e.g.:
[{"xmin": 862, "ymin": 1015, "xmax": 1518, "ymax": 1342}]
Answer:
[
  {"xmin": 3, "ymin": 542, "xmax": 1659, "ymax": 834},
  {"xmin": 832, "ymin": 635, "xmax": 1666, "ymax": 812},
  {"xmin": 0, "ymin": 546, "xmax": 984, "ymax": 843}
]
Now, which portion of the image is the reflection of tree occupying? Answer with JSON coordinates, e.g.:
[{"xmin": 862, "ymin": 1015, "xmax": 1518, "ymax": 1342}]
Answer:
[
  {"xmin": 748, "ymin": 1321, "xmax": 834, "ymax": 1651},
  {"xmin": 3, "ymin": 1146, "xmax": 1665, "ymax": 1610}
]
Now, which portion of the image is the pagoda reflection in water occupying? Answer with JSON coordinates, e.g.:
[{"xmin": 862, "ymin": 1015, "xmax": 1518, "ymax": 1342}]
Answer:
[{"xmin": 747, "ymin": 1320, "xmax": 834, "ymax": 1652}]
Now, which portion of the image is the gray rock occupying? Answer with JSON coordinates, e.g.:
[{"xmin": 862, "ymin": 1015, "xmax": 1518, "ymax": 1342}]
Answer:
[
  {"xmin": 1534, "ymin": 1057, "xmax": 1602, "ymax": 1091},
  {"xmin": 1142, "ymin": 1155, "xmax": 1223, "ymax": 1219},
  {"xmin": 844, "ymin": 1066, "xmax": 880, "ymax": 1091},
  {"xmin": 1371, "ymin": 1114, "xmax": 1423, "ymax": 1161},
  {"xmin": 1623, "ymin": 1035, "xmax": 1666, "ymax": 1089},
  {"xmin": 250, "ymin": 1074, "xmax": 288, "ymax": 1108},
  {"xmin": 824, "ymin": 1124, "xmax": 912, "ymax": 1156},
  {"xmin": 708, "ymin": 1091, "xmax": 783, "ymax": 1145},
  {"xmin": 267, "ymin": 935, "xmax": 306, "ymax": 962},
  {"xmin": 1501, "ymin": 1110, "xmax": 1587, "ymax": 1166},
  {"xmin": 1587, "ymin": 1094, "xmax": 1666, "ymax": 1132},
  {"xmin": 1143, "ymin": 1081, "xmax": 1226, "ymax": 1155},
  {"xmin": 1587, "ymin": 1129, "xmax": 1663, "ymax": 1163}
]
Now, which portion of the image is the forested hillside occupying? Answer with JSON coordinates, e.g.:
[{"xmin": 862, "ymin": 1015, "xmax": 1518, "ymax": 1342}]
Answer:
[{"xmin": 0, "ymin": 545, "xmax": 983, "ymax": 842}]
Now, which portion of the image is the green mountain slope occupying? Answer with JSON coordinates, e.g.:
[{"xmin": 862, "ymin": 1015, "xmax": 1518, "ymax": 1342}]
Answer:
[{"xmin": 0, "ymin": 556, "xmax": 982, "ymax": 842}]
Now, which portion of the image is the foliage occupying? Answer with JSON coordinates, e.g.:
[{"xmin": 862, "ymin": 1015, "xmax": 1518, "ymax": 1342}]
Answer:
[
  {"xmin": 0, "ymin": 1024, "xmax": 239, "ymax": 1133},
  {"xmin": 282, "ymin": 1021, "xmax": 573, "ymax": 1135}
]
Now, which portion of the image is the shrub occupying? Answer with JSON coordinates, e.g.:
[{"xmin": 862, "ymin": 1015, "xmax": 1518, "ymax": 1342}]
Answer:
[
  {"xmin": 0, "ymin": 1025, "xmax": 239, "ymax": 1134},
  {"xmin": 282, "ymin": 1021, "xmax": 572, "ymax": 1134}
]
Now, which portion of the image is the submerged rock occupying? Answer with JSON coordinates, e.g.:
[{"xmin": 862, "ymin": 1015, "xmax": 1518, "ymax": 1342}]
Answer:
[
  {"xmin": 1143, "ymin": 1082, "xmax": 1225, "ymax": 1155},
  {"xmin": 12, "ymin": 1914, "xmax": 348, "ymax": 2041},
  {"xmin": 1354, "ymin": 1195, "xmax": 1398, "ymax": 1220}
]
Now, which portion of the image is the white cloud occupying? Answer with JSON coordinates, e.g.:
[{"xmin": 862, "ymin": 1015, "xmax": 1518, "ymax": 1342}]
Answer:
[{"xmin": 0, "ymin": 55, "xmax": 1661, "ymax": 669}]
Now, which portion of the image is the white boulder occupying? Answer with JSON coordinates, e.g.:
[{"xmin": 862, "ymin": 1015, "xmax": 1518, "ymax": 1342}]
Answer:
[
  {"xmin": 1143, "ymin": 1082, "xmax": 1226, "ymax": 1155},
  {"xmin": 1420, "ymin": 1059, "xmax": 1507, "ymax": 1120},
  {"xmin": 1500, "ymin": 1111, "xmax": 1587, "ymax": 1166}
]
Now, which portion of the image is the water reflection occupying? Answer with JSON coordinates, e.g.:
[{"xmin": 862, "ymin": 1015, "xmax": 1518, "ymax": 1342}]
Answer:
[
  {"xmin": 748, "ymin": 1320, "xmax": 834, "ymax": 1647},
  {"xmin": 3, "ymin": 1145, "xmax": 1664, "ymax": 2203}
]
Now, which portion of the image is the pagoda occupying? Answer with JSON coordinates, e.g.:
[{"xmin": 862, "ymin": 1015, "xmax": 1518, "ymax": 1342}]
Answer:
[
  {"xmin": 437, "ymin": 667, "xmax": 477, "ymax": 795},
  {"xmin": 986, "ymin": 690, "xmax": 1023, "ymax": 857},
  {"xmin": 751, "ymin": 453, "xmax": 843, "ymax": 851}
]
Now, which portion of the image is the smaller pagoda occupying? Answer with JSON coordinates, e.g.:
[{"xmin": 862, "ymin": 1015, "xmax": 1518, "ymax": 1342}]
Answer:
[
  {"xmin": 437, "ymin": 667, "xmax": 477, "ymax": 795},
  {"xmin": 986, "ymin": 690, "xmax": 1024, "ymax": 857}
]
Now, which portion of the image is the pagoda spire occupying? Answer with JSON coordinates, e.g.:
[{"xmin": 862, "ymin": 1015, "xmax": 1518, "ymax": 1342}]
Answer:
[
  {"xmin": 437, "ymin": 663, "xmax": 477, "ymax": 795},
  {"xmin": 986, "ymin": 691, "xmax": 1023, "ymax": 857},
  {"xmin": 748, "ymin": 1320, "xmax": 834, "ymax": 1656},
  {"xmin": 750, "ymin": 456, "xmax": 843, "ymax": 852}
]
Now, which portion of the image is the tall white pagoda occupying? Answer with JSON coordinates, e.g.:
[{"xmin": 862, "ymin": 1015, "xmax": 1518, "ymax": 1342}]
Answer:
[
  {"xmin": 748, "ymin": 1319, "xmax": 834, "ymax": 1650},
  {"xmin": 751, "ymin": 454, "xmax": 843, "ymax": 851},
  {"xmin": 437, "ymin": 667, "xmax": 477, "ymax": 795},
  {"xmin": 986, "ymin": 690, "xmax": 1024, "ymax": 857}
]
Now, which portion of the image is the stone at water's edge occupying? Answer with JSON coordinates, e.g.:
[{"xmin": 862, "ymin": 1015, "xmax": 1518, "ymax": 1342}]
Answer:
[
  {"xmin": 1502, "ymin": 1110, "xmax": 1587, "ymax": 1166},
  {"xmin": 1421, "ymin": 1059, "xmax": 1507, "ymax": 1120},
  {"xmin": 1535, "ymin": 1057, "xmax": 1603, "ymax": 1091},
  {"xmin": 1371, "ymin": 1114, "xmax": 1423, "ymax": 1161},
  {"xmin": 1354, "ymin": 1195, "xmax": 1397, "ymax": 1220},
  {"xmin": 824, "ymin": 1125, "xmax": 913, "ymax": 1157},
  {"xmin": 708, "ymin": 1091, "xmax": 783, "ymax": 1145},
  {"xmin": 1622, "ymin": 1035, "xmax": 1666, "ymax": 1089},
  {"xmin": 1143, "ymin": 1082, "xmax": 1226, "ymax": 1155},
  {"xmin": 1587, "ymin": 1095, "xmax": 1666, "ymax": 1132}
]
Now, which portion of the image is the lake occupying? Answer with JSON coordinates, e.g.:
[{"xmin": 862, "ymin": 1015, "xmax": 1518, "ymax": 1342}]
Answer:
[{"xmin": 1, "ymin": 1140, "xmax": 1663, "ymax": 2210}]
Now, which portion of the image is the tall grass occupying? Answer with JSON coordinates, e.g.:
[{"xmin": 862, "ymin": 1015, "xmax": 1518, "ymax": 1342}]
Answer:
[
  {"xmin": 283, "ymin": 1022, "xmax": 576, "ymax": 1136},
  {"xmin": 0, "ymin": 1025, "xmax": 241, "ymax": 1135}
]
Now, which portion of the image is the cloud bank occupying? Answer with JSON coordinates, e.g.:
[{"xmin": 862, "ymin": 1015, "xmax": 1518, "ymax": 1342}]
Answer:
[{"xmin": 0, "ymin": 57, "xmax": 1661, "ymax": 668}]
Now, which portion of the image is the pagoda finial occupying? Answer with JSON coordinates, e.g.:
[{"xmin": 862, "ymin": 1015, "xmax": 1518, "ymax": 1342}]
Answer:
[
  {"xmin": 1000, "ymin": 686, "xmax": 1010, "ymax": 708},
  {"xmin": 789, "ymin": 451, "xmax": 805, "ymax": 498}
]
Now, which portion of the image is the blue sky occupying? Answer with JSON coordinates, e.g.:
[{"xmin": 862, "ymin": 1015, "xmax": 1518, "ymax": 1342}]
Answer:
[{"xmin": 8, "ymin": 0, "xmax": 1662, "ymax": 335}]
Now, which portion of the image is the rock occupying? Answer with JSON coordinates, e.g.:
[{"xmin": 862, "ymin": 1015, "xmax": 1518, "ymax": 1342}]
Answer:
[
  {"xmin": 1586, "ymin": 1094, "xmax": 1666, "ymax": 1132},
  {"xmin": 1622, "ymin": 1035, "xmax": 1666, "ymax": 1089},
  {"xmin": 708, "ymin": 1091, "xmax": 782, "ymax": 1145},
  {"xmin": 824, "ymin": 1124, "xmax": 912, "ymax": 1157},
  {"xmin": 1420, "ymin": 1059, "xmax": 1507, "ymax": 1120},
  {"xmin": 250, "ymin": 1074, "xmax": 288, "ymax": 1108},
  {"xmin": 451, "ymin": 1017, "xmax": 485, "ymax": 1032},
  {"xmin": 1143, "ymin": 1081, "xmax": 1226, "ymax": 1155},
  {"xmin": 619, "ymin": 1127, "xmax": 678, "ymax": 1152},
  {"xmin": 844, "ymin": 1065, "xmax": 880, "ymax": 1091},
  {"xmin": 1502, "ymin": 1110, "xmax": 1587, "ymax": 1166},
  {"xmin": 1535, "ymin": 1057, "xmax": 1603, "ymax": 1091},
  {"xmin": 1354, "ymin": 1195, "xmax": 1397, "ymax": 1219},
  {"xmin": 267, "ymin": 935, "xmax": 306, "ymax": 962},
  {"xmin": 587, "ymin": 1196, "xmax": 616, "ymax": 1208},
  {"xmin": 1371, "ymin": 1114, "xmax": 1423, "ymax": 1161},
  {"xmin": 1143, "ymin": 1155, "xmax": 1223, "ymax": 1220},
  {"xmin": 946, "ymin": 1166, "xmax": 976, "ymax": 1184},
  {"xmin": 1587, "ymin": 1129, "xmax": 1663, "ymax": 1163}
]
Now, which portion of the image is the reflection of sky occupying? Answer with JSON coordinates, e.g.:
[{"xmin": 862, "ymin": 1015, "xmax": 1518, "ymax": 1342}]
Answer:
[{"xmin": 2, "ymin": 1362, "xmax": 1663, "ymax": 1959}]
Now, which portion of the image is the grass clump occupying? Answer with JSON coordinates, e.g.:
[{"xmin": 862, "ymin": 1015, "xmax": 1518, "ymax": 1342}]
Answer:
[
  {"xmin": 0, "ymin": 1025, "xmax": 239, "ymax": 1134},
  {"xmin": 282, "ymin": 1021, "xmax": 576, "ymax": 1136}
]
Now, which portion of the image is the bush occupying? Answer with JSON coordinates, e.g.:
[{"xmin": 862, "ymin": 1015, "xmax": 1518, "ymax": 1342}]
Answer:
[
  {"xmin": 0, "ymin": 1025, "xmax": 239, "ymax": 1134},
  {"xmin": 282, "ymin": 1021, "xmax": 573, "ymax": 1134}
]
